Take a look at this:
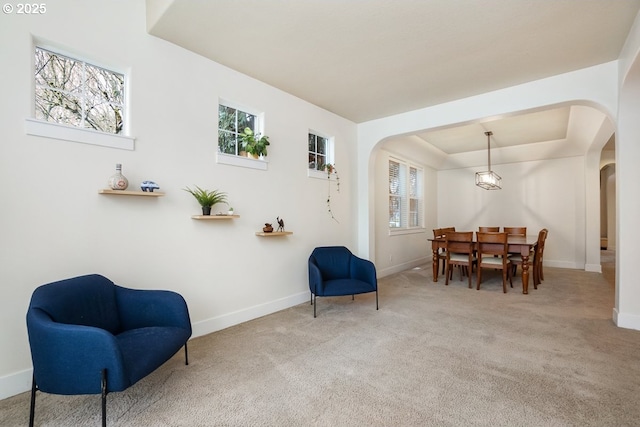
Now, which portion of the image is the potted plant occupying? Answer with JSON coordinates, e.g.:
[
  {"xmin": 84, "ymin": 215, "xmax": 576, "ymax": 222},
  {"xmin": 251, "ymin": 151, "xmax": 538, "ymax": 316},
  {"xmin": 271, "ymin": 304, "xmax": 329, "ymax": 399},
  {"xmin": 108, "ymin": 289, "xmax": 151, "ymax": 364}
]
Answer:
[
  {"xmin": 228, "ymin": 207, "xmax": 235, "ymax": 216},
  {"xmin": 183, "ymin": 185, "xmax": 227, "ymax": 216},
  {"xmin": 240, "ymin": 127, "xmax": 270, "ymax": 159},
  {"xmin": 322, "ymin": 163, "xmax": 340, "ymax": 222}
]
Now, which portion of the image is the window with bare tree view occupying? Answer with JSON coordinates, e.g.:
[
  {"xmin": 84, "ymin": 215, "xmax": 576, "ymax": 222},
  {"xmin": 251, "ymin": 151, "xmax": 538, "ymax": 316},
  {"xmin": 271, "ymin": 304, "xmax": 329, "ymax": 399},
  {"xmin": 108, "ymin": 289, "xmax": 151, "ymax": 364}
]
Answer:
[{"xmin": 35, "ymin": 47, "xmax": 125, "ymax": 134}]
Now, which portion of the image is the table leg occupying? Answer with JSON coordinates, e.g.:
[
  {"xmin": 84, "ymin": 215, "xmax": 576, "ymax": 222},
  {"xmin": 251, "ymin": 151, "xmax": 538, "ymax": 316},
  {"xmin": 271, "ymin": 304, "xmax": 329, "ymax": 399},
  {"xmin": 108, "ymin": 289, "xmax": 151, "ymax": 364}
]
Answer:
[{"xmin": 521, "ymin": 253, "xmax": 530, "ymax": 294}]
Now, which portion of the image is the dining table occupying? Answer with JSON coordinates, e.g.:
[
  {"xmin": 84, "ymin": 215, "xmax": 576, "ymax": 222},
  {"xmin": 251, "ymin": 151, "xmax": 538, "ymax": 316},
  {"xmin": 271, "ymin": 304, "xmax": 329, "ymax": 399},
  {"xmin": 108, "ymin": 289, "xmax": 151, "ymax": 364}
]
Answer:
[{"xmin": 429, "ymin": 234, "xmax": 538, "ymax": 294}]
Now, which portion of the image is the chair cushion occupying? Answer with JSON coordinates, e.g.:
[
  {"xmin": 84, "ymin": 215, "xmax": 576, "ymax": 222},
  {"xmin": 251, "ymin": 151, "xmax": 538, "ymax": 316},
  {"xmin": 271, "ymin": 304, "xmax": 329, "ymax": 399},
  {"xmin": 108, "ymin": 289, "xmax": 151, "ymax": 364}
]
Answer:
[
  {"xmin": 320, "ymin": 278, "xmax": 376, "ymax": 297},
  {"xmin": 116, "ymin": 326, "xmax": 191, "ymax": 387},
  {"xmin": 480, "ymin": 257, "xmax": 508, "ymax": 266},
  {"xmin": 449, "ymin": 253, "xmax": 475, "ymax": 262}
]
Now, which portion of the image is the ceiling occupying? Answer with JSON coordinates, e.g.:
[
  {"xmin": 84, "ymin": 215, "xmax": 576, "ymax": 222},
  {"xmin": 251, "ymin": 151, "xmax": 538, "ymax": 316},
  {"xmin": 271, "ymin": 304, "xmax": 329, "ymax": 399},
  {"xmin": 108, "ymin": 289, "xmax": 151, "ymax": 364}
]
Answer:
[{"xmin": 146, "ymin": 0, "xmax": 638, "ymax": 155}]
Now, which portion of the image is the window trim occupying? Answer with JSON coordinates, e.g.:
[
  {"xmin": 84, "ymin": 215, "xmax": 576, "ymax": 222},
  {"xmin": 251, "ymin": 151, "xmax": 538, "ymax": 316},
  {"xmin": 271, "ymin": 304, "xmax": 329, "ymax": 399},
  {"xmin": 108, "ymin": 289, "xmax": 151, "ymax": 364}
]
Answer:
[
  {"xmin": 388, "ymin": 156, "xmax": 425, "ymax": 236},
  {"xmin": 307, "ymin": 130, "xmax": 335, "ymax": 179},
  {"xmin": 30, "ymin": 42, "xmax": 134, "ymax": 149},
  {"xmin": 24, "ymin": 118, "xmax": 135, "ymax": 150},
  {"xmin": 216, "ymin": 99, "xmax": 268, "ymax": 170}
]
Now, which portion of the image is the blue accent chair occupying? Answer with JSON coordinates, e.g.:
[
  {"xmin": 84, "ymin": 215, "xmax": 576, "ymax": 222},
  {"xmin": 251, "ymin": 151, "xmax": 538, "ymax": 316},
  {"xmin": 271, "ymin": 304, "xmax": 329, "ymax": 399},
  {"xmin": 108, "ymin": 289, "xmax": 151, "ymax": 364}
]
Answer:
[
  {"xmin": 308, "ymin": 246, "xmax": 378, "ymax": 317},
  {"xmin": 26, "ymin": 274, "xmax": 192, "ymax": 427}
]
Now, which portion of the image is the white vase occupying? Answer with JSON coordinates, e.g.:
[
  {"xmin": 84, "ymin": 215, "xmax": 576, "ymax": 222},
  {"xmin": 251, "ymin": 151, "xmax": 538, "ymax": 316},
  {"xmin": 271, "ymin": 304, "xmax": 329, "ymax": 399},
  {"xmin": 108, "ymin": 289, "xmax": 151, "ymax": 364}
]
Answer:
[{"xmin": 108, "ymin": 164, "xmax": 129, "ymax": 190}]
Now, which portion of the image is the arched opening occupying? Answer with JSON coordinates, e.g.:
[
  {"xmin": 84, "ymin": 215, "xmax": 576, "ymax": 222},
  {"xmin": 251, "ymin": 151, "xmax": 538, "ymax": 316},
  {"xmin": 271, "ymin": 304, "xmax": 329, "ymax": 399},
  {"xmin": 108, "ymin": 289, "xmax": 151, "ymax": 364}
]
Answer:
[{"xmin": 367, "ymin": 103, "xmax": 614, "ymax": 280}]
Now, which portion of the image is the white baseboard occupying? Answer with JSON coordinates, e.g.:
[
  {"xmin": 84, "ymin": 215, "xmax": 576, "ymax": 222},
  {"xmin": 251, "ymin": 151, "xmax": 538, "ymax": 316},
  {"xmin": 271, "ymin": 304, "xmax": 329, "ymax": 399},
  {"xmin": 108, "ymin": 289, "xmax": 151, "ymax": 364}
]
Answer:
[
  {"xmin": 0, "ymin": 368, "xmax": 32, "ymax": 401},
  {"xmin": 585, "ymin": 263, "xmax": 602, "ymax": 273},
  {"xmin": 191, "ymin": 291, "xmax": 309, "ymax": 338},
  {"xmin": 0, "ymin": 291, "xmax": 311, "ymax": 401},
  {"xmin": 613, "ymin": 308, "xmax": 640, "ymax": 331},
  {"xmin": 378, "ymin": 257, "xmax": 430, "ymax": 278}
]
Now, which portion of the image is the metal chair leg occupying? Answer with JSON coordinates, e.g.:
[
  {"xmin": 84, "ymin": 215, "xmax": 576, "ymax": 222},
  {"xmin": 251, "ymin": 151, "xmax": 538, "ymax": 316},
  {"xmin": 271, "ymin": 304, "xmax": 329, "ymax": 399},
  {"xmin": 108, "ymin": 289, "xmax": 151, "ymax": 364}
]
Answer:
[
  {"xmin": 184, "ymin": 342, "xmax": 189, "ymax": 365},
  {"xmin": 29, "ymin": 374, "xmax": 36, "ymax": 427},
  {"xmin": 313, "ymin": 294, "xmax": 316, "ymax": 318},
  {"xmin": 375, "ymin": 290, "xmax": 379, "ymax": 310},
  {"xmin": 101, "ymin": 369, "xmax": 108, "ymax": 427}
]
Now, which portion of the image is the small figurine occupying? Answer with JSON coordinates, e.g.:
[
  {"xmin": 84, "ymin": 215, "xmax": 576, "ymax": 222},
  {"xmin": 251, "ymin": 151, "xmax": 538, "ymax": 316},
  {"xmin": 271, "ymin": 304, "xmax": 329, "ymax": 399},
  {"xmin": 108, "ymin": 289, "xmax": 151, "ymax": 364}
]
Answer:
[
  {"xmin": 276, "ymin": 216, "xmax": 285, "ymax": 232},
  {"xmin": 263, "ymin": 223, "xmax": 273, "ymax": 233},
  {"xmin": 141, "ymin": 181, "xmax": 160, "ymax": 192}
]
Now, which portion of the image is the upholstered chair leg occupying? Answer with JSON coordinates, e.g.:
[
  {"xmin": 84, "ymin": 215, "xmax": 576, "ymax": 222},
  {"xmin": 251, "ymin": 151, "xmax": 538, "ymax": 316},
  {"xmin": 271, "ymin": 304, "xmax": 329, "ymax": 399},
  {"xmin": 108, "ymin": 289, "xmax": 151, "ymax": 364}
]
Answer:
[
  {"xmin": 184, "ymin": 342, "xmax": 189, "ymax": 365},
  {"xmin": 101, "ymin": 369, "xmax": 108, "ymax": 427},
  {"xmin": 29, "ymin": 374, "xmax": 36, "ymax": 427}
]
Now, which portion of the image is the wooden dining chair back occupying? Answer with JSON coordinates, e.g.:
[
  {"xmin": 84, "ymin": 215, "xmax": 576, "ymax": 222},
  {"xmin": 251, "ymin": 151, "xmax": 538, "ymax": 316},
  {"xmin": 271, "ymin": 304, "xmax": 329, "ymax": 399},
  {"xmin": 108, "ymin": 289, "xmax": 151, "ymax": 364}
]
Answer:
[
  {"xmin": 476, "ymin": 232, "xmax": 511, "ymax": 293},
  {"xmin": 444, "ymin": 231, "xmax": 476, "ymax": 288},
  {"xmin": 433, "ymin": 227, "xmax": 455, "ymax": 274},
  {"xmin": 478, "ymin": 226, "xmax": 499, "ymax": 232},
  {"xmin": 503, "ymin": 226, "xmax": 527, "ymax": 236}
]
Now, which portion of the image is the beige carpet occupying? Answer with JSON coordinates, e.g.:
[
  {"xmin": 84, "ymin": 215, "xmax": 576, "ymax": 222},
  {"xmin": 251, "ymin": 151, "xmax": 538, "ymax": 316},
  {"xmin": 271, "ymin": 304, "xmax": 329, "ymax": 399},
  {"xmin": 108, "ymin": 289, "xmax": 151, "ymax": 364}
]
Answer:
[{"xmin": 3, "ymin": 255, "xmax": 640, "ymax": 426}]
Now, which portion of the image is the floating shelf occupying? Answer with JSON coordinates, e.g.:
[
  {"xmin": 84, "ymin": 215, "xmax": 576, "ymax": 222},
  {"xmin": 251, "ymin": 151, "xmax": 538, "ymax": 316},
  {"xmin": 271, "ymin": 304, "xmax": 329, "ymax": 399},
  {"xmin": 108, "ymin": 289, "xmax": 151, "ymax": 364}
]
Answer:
[
  {"xmin": 255, "ymin": 231, "xmax": 293, "ymax": 237},
  {"xmin": 191, "ymin": 215, "xmax": 240, "ymax": 220},
  {"xmin": 99, "ymin": 189, "xmax": 164, "ymax": 197}
]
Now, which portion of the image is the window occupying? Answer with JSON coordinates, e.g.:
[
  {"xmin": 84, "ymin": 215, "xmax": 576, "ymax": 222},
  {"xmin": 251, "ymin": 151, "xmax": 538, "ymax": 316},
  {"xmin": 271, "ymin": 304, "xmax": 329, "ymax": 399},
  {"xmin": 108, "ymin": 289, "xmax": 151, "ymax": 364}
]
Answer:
[
  {"xmin": 34, "ymin": 47, "xmax": 125, "ymax": 135},
  {"xmin": 389, "ymin": 158, "xmax": 423, "ymax": 230},
  {"xmin": 218, "ymin": 104, "xmax": 257, "ymax": 155},
  {"xmin": 308, "ymin": 133, "xmax": 330, "ymax": 170}
]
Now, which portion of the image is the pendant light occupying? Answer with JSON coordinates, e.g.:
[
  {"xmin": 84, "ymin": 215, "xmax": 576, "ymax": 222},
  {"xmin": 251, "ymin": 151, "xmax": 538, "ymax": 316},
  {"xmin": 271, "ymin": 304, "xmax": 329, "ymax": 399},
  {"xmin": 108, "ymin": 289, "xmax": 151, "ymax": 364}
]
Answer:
[{"xmin": 475, "ymin": 131, "xmax": 502, "ymax": 190}]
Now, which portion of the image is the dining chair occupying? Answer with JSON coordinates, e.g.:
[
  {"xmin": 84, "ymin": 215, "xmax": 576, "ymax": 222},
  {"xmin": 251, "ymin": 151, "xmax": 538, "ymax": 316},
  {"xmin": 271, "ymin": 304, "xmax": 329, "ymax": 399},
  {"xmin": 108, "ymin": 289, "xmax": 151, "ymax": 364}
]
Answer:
[
  {"xmin": 444, "ymin": 231, "xmax": 476, "ymax": 288},
  {"xmin": 478, "ymin": 226, "xmax": 499, "ymax": 232},
  {"xmin": 503, "ymin": 226, "xmax": 527, "ymax": 236},
  {"xmin": 476, "ymin": 232, "xmax": 512, "ymax": 293},
  {"xmin": 433, "ymin": 227, "xmax": 455, "ymax": 275}
]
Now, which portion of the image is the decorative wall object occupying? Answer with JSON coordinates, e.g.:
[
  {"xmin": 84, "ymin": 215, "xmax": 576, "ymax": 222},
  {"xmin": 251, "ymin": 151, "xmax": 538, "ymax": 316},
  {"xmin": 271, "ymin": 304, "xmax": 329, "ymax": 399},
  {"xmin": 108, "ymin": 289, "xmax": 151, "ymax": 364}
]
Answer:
[
  {"xmin": 108, "ymin": 163, "xmax": 129, "ymax": 190},
  {"xmin": 140, "ymin": 181, "xmax": 160, "ymax": 192}
]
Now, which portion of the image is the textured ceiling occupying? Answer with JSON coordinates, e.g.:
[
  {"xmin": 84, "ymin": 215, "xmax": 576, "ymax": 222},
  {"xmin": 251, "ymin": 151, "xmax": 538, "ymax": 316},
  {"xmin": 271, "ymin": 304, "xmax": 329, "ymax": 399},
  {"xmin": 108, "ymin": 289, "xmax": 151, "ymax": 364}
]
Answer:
[{"xmin": 146, "ymin": 0, "xmax": 638, "ymax": 154}]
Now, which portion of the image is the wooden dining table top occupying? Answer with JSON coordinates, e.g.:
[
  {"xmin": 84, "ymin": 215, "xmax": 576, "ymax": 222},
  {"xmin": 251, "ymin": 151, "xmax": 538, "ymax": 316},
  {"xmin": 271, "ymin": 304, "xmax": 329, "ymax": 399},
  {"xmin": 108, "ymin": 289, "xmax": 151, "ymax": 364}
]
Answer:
[{"xmin": 429, "ymin": 234, "xmax": 538, "ymax": 246}]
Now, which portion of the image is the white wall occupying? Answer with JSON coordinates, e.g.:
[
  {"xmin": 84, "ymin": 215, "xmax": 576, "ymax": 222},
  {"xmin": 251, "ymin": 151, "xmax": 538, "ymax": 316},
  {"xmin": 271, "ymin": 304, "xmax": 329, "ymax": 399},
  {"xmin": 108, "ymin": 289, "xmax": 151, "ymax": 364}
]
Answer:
[
  {"xmin": 373, "ymin": 146, "xmax": 437, "ymax": 276},
  {"xmin": 0, "ymin": 0, "xmax": 357, "ymax": 399},
  {"xmin": 615, "ymin": 9, "xmax": 640, "ymax": 330},
  {"xmin": 437, "ymin": 157, "xmax": 586, "ymax": 269}
]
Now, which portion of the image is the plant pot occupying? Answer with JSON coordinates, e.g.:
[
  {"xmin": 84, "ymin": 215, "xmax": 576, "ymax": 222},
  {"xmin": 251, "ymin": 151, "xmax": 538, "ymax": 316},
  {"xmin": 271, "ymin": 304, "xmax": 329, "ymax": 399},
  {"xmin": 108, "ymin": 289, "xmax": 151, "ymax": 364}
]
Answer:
[
  {"xmin": 228, "ymin": 211, "xmax": 234, "ymax": 216},
  {"xmin": 247, "ymin": 152, "xmax": 259, "ymax": 160},
  {"xmin": 263, "ymin": 225, "xmax": 273, "ymax": 233},
  {"xmin": 202, "ymin": 206, "xmax": 212, "ymax": 216}
]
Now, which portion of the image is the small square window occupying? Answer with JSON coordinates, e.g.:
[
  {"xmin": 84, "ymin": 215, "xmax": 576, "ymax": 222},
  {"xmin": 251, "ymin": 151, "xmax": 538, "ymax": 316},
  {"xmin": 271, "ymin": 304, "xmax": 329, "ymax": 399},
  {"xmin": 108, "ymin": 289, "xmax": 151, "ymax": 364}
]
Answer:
[
  {"xmin": 218, "ymin": 104, "xmax": 257, "ymax": 156},
  {"xmin": 308, "ymin": 133, "xmax": 330, "ymax": 171}
]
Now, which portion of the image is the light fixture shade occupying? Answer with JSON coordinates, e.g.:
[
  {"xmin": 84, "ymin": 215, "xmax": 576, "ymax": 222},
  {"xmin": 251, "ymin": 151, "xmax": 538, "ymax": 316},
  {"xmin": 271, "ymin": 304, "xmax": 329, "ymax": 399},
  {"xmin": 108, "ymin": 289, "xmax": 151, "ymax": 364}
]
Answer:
[{"xmin": 475, "ymin": 170, "xmax": 502, "ymax": 190}]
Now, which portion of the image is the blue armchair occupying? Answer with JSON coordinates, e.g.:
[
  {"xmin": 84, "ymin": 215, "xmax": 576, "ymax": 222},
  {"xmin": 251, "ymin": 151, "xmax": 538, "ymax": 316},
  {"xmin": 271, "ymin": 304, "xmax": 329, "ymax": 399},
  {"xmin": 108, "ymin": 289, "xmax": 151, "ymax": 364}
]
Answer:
[
  {"xmin": 26, "ymin": 274, "xmax": 192, "ymax": 427},
  {"xmin": 308, "ymin": 246, "xmax": 378, "ymax": 317}
]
